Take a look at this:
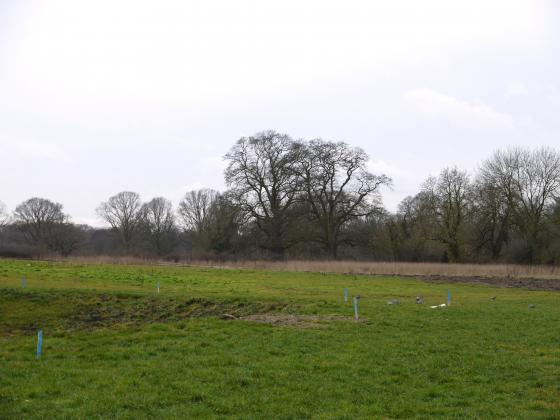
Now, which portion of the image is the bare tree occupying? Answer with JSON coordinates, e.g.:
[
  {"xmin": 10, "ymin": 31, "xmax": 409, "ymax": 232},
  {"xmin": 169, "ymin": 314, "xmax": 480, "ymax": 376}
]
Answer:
[
  {"xmin": 178, "ymin": 189, "xmax": 220, "ymax": 234},
  {"xmin": 421, "ymin": 167, "xmax": 471, "ymax": 262},
  {"xmin": 472, "ymin": 154, "xmax": 516, "ymax": 259},
  {"xmin": 297, "ymin": 139, "xmax": 391, "ymax": 258},
  {"xmin": 140, "ymin": 197, "xmax": 176, "ymax": 256},
  {"xmin": 12, "ymin": 197, "xmax": 68, "ymax": 253},
  {"xmin": 479, "ymin": 147, "xmax": 560, "ymax": 263},
  {"xmin": 205, "ymin": 192, "xmax": 243, "ymax": 254},
  {"xmin": 96, "ymin": 191, "xmax": 142, "ymax": 252},
  {"xmin": 510, "ymin": 147, "xmax": 560, "ymax": 262},
  {"xmin": 395, "ymin": 193, "xmax": 442, "ymax": 261},
  {"xmin": 224, "ymin": 131, "xmax": 301, "ymax": 259},
  {"xmin": 178, "ymin": 189, "xmax": 221, "ymax": 252},
  {"xmin": 0, "ymin": 201, "xmax": 9, "ymax": 228},
  {"xmin": 48, "ymin": 223, "xmax": 87, "ymax": 256}
]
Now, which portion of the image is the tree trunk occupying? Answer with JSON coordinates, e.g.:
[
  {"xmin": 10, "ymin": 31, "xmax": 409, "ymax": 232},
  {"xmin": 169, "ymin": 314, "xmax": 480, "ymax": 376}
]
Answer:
[
  {"xmin": 448, "ymin": 240, "xmax": 460, "ymax": 263},
  {"xmin": 326, "ymin": 230, "xmax": 338, "ymax": 259}
]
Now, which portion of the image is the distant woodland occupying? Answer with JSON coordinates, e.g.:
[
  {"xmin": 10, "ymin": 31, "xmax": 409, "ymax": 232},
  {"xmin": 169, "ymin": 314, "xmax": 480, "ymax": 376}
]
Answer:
[{"xmin": 2, "ymin": 131, "xmax": 560, "ymax": 265}]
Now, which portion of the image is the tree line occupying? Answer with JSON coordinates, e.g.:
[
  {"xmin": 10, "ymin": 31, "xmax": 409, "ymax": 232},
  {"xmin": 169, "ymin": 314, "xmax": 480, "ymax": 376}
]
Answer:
[{"xmin": 1, "ymin": 131, "xmax": 559, "ymax": 264}]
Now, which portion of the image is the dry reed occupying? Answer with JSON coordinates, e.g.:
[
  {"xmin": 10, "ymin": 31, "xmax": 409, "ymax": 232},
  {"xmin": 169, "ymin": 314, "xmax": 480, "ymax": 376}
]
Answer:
[{"xmin": 52, "ymin": 256, "xmax": 560, "ymax": 280}]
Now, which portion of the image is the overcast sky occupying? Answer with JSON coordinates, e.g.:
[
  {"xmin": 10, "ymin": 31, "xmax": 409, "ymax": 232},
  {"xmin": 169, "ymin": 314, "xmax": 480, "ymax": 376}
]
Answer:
[{"xmin": 1, "ymin": 0, "xmax": 559, "ymax": 226}]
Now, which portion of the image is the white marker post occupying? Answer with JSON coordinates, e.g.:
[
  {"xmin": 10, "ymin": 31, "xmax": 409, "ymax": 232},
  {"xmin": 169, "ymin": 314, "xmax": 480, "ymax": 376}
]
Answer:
[
  {"xmin": 344, "ymin": 288, "xmax": 349, "ymax": 302},
  {"xmin": 353, "ymin": 296, "xmax": 360, "ymax": 321},
  {"xmin": 21, "ymin": 275, "xmax": 27, "ymax": 289},
  {"xmin": 447, "ymin": 289, "xmax": 451, "ymax": 306}
]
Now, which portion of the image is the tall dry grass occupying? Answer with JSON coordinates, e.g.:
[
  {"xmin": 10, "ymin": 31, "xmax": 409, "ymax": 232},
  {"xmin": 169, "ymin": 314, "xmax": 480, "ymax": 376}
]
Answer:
[
  {"xmin": 55, "ymin": 256, "xmax": 560, "ymax": 280},
  {"xmin": 188, "ymin": 260, "xmax": 560, "ymax": 280}
]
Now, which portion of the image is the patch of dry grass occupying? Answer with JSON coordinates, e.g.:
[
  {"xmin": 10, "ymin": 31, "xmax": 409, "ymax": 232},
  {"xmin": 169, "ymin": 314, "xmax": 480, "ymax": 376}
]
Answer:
[
  {"xmin": 192, "ymin": 260, "xmax": 560, "ymax": 280},
  {"xmin": 50, "ymin": 256, "xmax": 560, "ymax": 280}
]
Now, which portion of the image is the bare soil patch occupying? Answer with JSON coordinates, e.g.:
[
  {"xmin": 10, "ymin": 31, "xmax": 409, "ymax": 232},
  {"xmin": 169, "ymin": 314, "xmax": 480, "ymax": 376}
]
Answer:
[
  {"xmin": 0, "ymin": 289, "xmax": 294, "ymax": 334},
  {"xmin": 409, "ymin": 274, "xmax": 560, "ymax": 291}
]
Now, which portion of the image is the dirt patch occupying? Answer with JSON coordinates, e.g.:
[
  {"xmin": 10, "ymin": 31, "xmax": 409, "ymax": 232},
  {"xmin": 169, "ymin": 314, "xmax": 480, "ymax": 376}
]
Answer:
[
  {"xmin": 240, "ymin": 314, "xmax": 355, "ymax": 329},
  {"xmin": 0, "ymin": 289, "xmax": 294, "ymax": 334},
  {"xmin": 405, "ymin": 274, "xmax": 560, "ymax": 291},
  {"xmin": 68, "ymin": 296, "xmax": 292, "ymax": 330}
]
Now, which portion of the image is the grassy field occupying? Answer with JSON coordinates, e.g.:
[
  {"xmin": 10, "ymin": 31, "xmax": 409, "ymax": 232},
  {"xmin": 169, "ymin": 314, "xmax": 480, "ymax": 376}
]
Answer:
[{"xmin": 1, "ymin": 259, "xmax": 559, "ymax": 418}]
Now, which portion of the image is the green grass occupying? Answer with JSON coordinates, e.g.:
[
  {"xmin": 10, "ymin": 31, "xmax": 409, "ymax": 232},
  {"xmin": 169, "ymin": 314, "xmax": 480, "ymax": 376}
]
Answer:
[{"xmin": 1, "ymin": 259, "xmax": 559, "ymax": 419}]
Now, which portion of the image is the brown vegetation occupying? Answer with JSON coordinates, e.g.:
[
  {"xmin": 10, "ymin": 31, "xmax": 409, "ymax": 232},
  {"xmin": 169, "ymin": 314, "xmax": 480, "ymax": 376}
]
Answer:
[{"xmin": 54, "ymin": 255, "xmax": 560, "ymax": 281}]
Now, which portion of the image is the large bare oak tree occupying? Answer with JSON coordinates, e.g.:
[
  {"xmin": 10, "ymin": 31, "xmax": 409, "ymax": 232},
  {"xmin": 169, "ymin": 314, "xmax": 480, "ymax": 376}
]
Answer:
[
  {"xmin": 297, "ymin": 139, "xmax": 391, "ymax": 258},
  {"xmin": 224, "ymin": 131, "xmax": 301, "ymax": 259}
]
